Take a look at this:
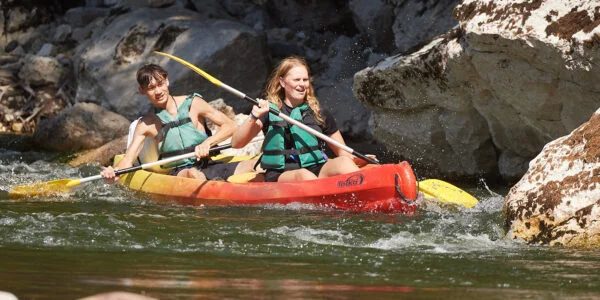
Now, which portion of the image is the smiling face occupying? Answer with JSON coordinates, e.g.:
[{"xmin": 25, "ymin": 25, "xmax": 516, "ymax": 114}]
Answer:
[
  {"xmin": 279, "ymin": 65, "xmax": 310, "ymax": 104},
  {"xmin": 139, "ymin": 77, "xmax": 170, "ymax": 108},
  {"xmin": 136, "ymin": 64, "xmax": 171, "ymax": 108}
]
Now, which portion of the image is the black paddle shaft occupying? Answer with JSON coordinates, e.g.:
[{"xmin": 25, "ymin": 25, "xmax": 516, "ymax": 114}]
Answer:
[{"xmin": 114, "ymin": 143, "xmax": 233, "ymax": 176}]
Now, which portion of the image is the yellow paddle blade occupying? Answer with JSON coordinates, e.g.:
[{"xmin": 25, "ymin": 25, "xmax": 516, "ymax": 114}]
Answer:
[
  {"xmin": 419, "ymin": 179, "xmax": 478, "ymax": 208},
  {"xmin": 210, "ymin": 154, "xmax": 259, "ymax": 163},
  {"xmin": 154, "ymin": 51, "xmax": 223, "ymax": 86},
  {"xmin": 227, "ymin": 171, "xmax": 263, "ymax": 183},
  {"xmin": 8, "ymin": 178, "xmax": 81, "ymax": 199}
]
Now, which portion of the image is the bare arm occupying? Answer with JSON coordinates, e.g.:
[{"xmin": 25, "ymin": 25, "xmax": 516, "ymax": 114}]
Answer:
[
  {"xmin": 101, "ymin": 118, "xmax": 154, "ymax": 181},
  {"xmin": 231, "ymin": 99, "xmax": 269, "ymax": 148},
  {"xmin": 327, "ymin": 130, "xmax": 376, "ymax": 166},
  {"xmin": 326, "ymin": 130, "xmax": 353, "ymax": 158},
  {"xmin": 192, "ymin": 96, "xmax": 236, "ymax": 157}
]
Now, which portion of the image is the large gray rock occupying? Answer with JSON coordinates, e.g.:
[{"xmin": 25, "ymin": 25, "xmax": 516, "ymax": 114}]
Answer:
[
  {"xmin": 266, "ymin": 0, "xmax": 354, "ymax": 34},
  {"xmin": 354, "ymin": 34, "xmax": 498, "ymax": 178},
  {"xmin": 391, "ymin": 0, "xmax": 460, "ymax": 53},
  {"xmin": 349, "ymin": 0, "xmax": 396, "ymax": 53},
  {"xmin": 18, "ymin": 55, "xmax": 65, "ymax": 86},
  {"xmin": 63, "ymin": 7, "xmax": 110, "ymax": 27},
  {"xmin": 33, "ymin": 102, "xmax": 130, "ymax": 151},
  {"xmin": 504, "ymin": 109, "xmax": 600, "ymax": 248},
  {"xmin": 188, "ymin": 0, "xmax": 234, "ymax": 20},
  {"xmin": 354, "ymin": 0, "xmax": 600, "ymax": 180},
  {"xmin": 74, "ymin": 7, "xmax": 270, "ymax": 119},
  {"xmin": 315, "ymin": 35, "xmax": 371, "ymax": 138}
]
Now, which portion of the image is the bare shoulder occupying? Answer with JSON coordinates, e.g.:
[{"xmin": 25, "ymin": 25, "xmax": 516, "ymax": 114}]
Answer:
[
  {"xmin": 191, "ymin": 95, "xmax": 214, "ymax": 113},
  {"xmin": 191, "ymin": 95, "xmax": 209, "ymax": 106},
  {"xmin": 191, "ymin": 94, "xmax": 206, "ymax": 102}
]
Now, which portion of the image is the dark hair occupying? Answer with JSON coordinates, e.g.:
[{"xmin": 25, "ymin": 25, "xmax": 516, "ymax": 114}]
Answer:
[{"xmin": 136, "ymin": 64, "xmax": 168, "ymax": 88}]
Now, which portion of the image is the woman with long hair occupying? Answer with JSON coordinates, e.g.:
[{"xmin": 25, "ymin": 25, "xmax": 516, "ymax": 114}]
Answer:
[{"xmin": 232, "ymin": 56, "xmax": 364, "ymax": 182}]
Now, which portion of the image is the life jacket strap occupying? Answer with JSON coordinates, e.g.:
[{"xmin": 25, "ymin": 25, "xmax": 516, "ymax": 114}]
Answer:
[{"xmin": 263, "ymin": 146, "xmax": 321, "ymax": 156}]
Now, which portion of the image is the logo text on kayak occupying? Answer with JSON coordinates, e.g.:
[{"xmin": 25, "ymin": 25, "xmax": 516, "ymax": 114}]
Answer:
[{"xmin": 337, "ymin": 174, "xmax": 364, "ymax": 188}]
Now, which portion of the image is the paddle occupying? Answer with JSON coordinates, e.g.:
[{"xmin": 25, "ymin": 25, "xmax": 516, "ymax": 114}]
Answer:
[
  {"xmin": 154, "ymin": 51, "xmax": 378, "ymax": 165},
  {"xmin": 419, "ymin": 179, "xmax": 478, "ymax": 208},
  {"xmin": 154, "ymin": 51, "xmax": 478, "ymax": 208},
  {"xmin": 6, "ymin": 143, "xmax": 233, "ymax": 199}
]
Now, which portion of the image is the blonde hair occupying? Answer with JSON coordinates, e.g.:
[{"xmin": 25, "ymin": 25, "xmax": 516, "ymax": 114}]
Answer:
[{"xmin": 264, "ymin": 56, "xmax": 324, "ymax": 125}]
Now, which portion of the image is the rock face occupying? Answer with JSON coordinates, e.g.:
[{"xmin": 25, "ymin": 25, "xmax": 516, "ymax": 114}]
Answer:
[
  {"xmin": 504, "ymin": 109, "xmax": 600, "ymax": 248},
  {"xmin": 353, "ymin": 0, "xmax": 600, "ymax": 181},
  {"xmin": 390, "ymin": 0, "xmax": 460, "ymax": 54},
  {"xmin": 33, "ymin": 102, "xmax": 130, "ymax": 152},
  {"xmin": 68, "ymin": 135, "xmax": 127, "ymax": 167},
  {"xmin": 18, "ymin": 55, "xmax": 65, "ymax": 86},
  {"xmin": 74, "ymin": 7, "xmax": 270, "ymax": 119},
  {"xmin": 2, "ymin": 1, "xmax": 464, "ymax": 161}
]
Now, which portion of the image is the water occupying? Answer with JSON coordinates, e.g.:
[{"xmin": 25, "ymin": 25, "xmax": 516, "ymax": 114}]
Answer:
[{"xmin": 1, "ymin": 149, "xmax": 599, "ymax": 299}]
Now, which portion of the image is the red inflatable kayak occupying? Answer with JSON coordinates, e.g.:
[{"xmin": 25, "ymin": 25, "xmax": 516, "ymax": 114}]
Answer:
[{"xmin": 117, "ymin": 160, "xmax": 418, "ymax": 213}]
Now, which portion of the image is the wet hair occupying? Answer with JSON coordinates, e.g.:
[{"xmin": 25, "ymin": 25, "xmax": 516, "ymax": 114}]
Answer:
[
  {"xmin": 264, "ymin": 56, "xmax": 324, "ymax": 125},
  {"xmin": 136, "ymin": 64, "xmax": 168, "ymax": 89}
]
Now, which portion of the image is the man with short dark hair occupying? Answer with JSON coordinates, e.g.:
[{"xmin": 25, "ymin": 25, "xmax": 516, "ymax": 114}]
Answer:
[{"xmin": 101, "ymin": 64, "xmax": 248, "ymax": 181}]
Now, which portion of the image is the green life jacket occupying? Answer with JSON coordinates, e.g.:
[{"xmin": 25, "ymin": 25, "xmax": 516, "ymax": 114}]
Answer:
[
  {"xmin": 260, "ymin": 102, "xmax": 326, "ymax": 170},
  {"xmin": 156, "ymin": 93, "xmax": 209, "ymax": 169}
]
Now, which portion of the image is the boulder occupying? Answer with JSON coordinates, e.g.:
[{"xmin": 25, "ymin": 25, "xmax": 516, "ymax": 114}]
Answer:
[
  {"xmin": 315, "ymin": 35, "xmax": 371, "ymax": 138},
  {"xmin": 349, "ymin": 0, "xmax": 395, "ymax": 52},
  {"xmin": 391, "ymin": 0, "xmax": 460, "ymax": 54},
  {"xmin": 188, "ymin": 0, "xmax": 234, "ymax": 19},
  {"xmin": 79, "ymin": 291, "xmax": 157, "ymax": 300},
  {"xmin": 74, "ymin": 7, "xmax": 270, "ymax": 119},
  {"xmin": 18, "ymin": 55, "xmax": 65, "ymax": 86},
  {"xmin": 207, "ymin": 98, "xmax": 263, "ymax": 157},
  {"xmin": 354, "ymin": 0, "xmax": 600, "ymax": 180},
  {"xmin": 53, "ymin": 24, "xmax": 72, "ymax": 42},
  {"xmin": 33, "ymin": 102, "xmax": 130, "ymax": 151},
  {"xmin": 69, "ymin": 135, "xmax": 127, "ymax": 167},
  {"xmin": 266, "ymin": 0, "xmax": 355, "ymax": 35},
  {"xmin": 37, "ymin": 43, "xmax": 56, "ymax": 57},
  {"xmin": 504, "ymin": 109, "xmax": 600, "ymax": 248},
  {"xmin": 63, "ymin": 7, "xmax": 110, "ymax": 27},
  {"xmin": 354, "ymin": 34, "xmax": 498, "ymax": 178},
  {"xmin": 0, "ymin": 291, "xmax": 17, "ymax": 300}
]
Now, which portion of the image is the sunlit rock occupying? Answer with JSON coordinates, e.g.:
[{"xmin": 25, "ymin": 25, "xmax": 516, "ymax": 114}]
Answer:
[
  {"xmin": 18, "ymin": 55, "xmax": 64, "ymax": 86},
  {"xmin": 74, "ymin": 7, "xmax": 270, "ymax": 119},
  {"xmin": 354, "ymin": 0, "xmax": 600, "ymax": 180},
  {"xmin": 79, "ymin": 291, "xmax": 157, "ymax": 300},
  {"xmin": 0, "ymin": 291, "xmax": 18, "ymax": 300},
  {"xmin": 69, "ymin": 135, "xmax": 127, "ymax": 167},
  {"xmin": 504, "ymin": 108, "xmax": 600, "ymax": 248},
  {"xmin": 207, "ymin": 98, "xmax": 263, "ymax": 157},
  {"xmin": 354, "ymin": 33, "xmax": 498, "ymax": 178}
]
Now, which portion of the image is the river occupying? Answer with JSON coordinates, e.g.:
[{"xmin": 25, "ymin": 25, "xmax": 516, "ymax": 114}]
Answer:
[{"xmin": 1, "ymin": 149, "xmax": 599, "ymax": 299}]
